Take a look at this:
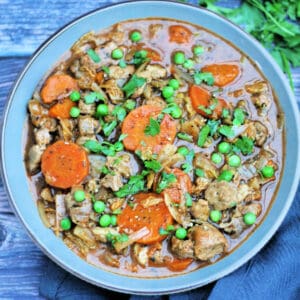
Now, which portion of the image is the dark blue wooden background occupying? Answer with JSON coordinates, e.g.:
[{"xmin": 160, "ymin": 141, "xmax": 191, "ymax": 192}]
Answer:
[{"xmin": 0, "ymin": 0, "xmax": 299, "ymax": 298}]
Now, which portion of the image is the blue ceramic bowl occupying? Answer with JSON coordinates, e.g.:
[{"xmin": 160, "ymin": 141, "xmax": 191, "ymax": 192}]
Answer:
[{"xmin": 1, "ymin": 0, "xmax": 300, "ymax": 295}]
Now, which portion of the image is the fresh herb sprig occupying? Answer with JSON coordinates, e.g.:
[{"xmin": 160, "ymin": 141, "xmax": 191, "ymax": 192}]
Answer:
[{"xmin": 198, "ymin": 0, "xmax": 300, "ymax": 90}]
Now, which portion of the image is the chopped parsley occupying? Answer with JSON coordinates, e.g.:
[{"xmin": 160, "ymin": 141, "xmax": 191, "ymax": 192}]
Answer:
[
  {"xmin": 84, "ymin": 91, "xmax": 105, "ymax": 104},
  {"xmin": 144, "ymin": 118, "xmax": 160, "ymax": 136},
  {"xmin": 197, "ymin": 125, "xmax": 210, "ymax": 147},
  {"xmin": 194, "ymin": 71, "xmax": 215, "ymax": 86},
  {"xmin": 218, "ymin": 125, "xmax": 235, "ymax": 138},
  {"xmin": 185, "ymin": 193, "xmax": 193, "ymax": 207},
  {"xmin": 207, "ymin": 119, "xmax": 221, "ymax": 136},
  {"xmin": 156, "ymin": 172, "xmax": 177, "ymax": 193},
  {"xmin": 233, "ymin": 108, "xmax": 245, "ymax": 126},
  {"xmin": 234, "ymin": 136, "xmax": 254, "ymax": 155},
  {"xmin": 115, "ymin": 174, "xmax": 146, "ymax": 198},
  {"xmin": 112, "ymin": 106, "xmax": 127, "ymax": 122},
  {"xmin": 87, "ymin": 48, "xmax": 101, "ymax": 63},
  {"xmin": 177, "ymin": 132, "xmax": 193, "ymax": 142},
  {"xmin": 122, "ymin": 75, "xmax": 146, "ymax": 98},
  {"xmin": 103, "ymin": 120, "xmax": 117, "ymax": 136},
  {"xmin": 144, "ymin": 160, "xmax": 162, "ymax": 173}
]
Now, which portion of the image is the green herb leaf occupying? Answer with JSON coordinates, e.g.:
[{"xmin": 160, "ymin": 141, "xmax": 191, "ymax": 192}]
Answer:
[
  {"xmin": 233, "ymin": 108, "xmax": 245, "ymax": 126},
  {"xmin": 102, "ymin": 66, "xmax": 110, "ymax": 74},
  {"xmin": 122, "ymin": 75, "xmax": 146, "ymax": 98},
  {"xmin": 185, "ymin": 193, "xmax": 193, "ymax": 207},
  {"xmin": 234, "ymin": 136, "xmax": 254, "ymax": 155},
  {"xmin": 197, "ymin": 125, "xmax": 210, "ymax": 147},
  {"xmin": 207, "ymin": 119, "xmax": 221, "ymax": 136},
  {"xmin": 144, "ymin": 118, "xmax": 160, "ymax": 136},
  {"xmin": 177, "ymin": 132, "xmax": 193, "ymax": 142},
  {"xmin": 156, "ymin": 172, "xmax": 177, "ymax": 193},
  {"xmin": 195, "ymin": 168, "xmax": 205, "ymax": 177},
  {"xmin": 83, "ymin": 140, "xmax": 102, "ymax": 153},
  {"xmin": 115, "ymin": 174, "xmax": 146, "ymax": 197},
  {"xmin": 112, "ymin": 106, "xmax": 127, "ymax": 122},
  {"xmin": 103, "ymin": 120, "xmax": 117, "ymax": 136},
  {"xmin": 87, "ymin": 49, "xmax": 101, "ymax": 63},
  {"xmin": 84, "ymin": 92, "xmax": 105, "ymax": 104},
  {"xmin": 194, "ymin": 71, "xmax": 215, "ymax": 86},
  {"xmin": 144, "ymin": 160, "xmax": 162, "ymax": 173},
  {"xmin": 218, "ymin": 125, "xmax": 235, "ymax": 138}
]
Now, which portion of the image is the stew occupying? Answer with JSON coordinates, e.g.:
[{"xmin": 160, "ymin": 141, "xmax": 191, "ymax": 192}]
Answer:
[{"xmin": 25, "ymin": 18, "xmax": 284, "ymax": 278}]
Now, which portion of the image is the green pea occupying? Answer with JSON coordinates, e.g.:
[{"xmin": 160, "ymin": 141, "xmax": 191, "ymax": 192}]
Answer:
[
  {"xmin": 69, "ymin": 107, "xmax": 80, "ymax": 118},
  {"xmin": 93, "ymin": 201, "xmax": 106, "ymax": 213},
  {"xmin": 261, "ymin": 165, "xmax": 275, "ymax": 178},
  {"xmin": 177, "ymin": 146, "xmax": 189, "ymax": 156},
  {"xmin": 175, "ymin": 228, "xmax": 187, "ymax": 240},
  {"xmin": 96, "ymin": 104, "xmax": 109, "ymax": 117},
  {"xmin": 165, "ymin": 97, "xmax": 175, "ymax": 104},
  {"xmin": 111, "ymin": 48, "xmax": 124, "ymax": 59},
  {"xmin": 218, "ymin": 142, "xmax": 231, "ymax": 154},
  {"xmin": 60, "ymin": 217, "xmax": 71, "ymax": 230},
  {"xmin": 70, "ymin": 91, "xmax": 80, "ymax": 102},
  {"xmin": 99, "ymin": 214, "xmax": 111, "ymax": 227},
  {"xmin": 162, "ymin": 86, "xmax": 175, "ymax": 99},
  {"xmin": 228, "ymin": 154, "xmax": 241, "ymax": 167},
  {"xmin": 170, "ymin": 107, "xmax": 182, "ymax": 119},
  {"xmin": 169, "ymin": 79, "xmax": 180, "ymax": 90},
  {"xmin": 114, "ymin": 141, "xmax": 124, "ymax": 152},
  {"xmin": 74, "ymin": 190, "xmax": 85, "ymax": 202},
  {"xmin": 210, "ymin": 210, "xmax": 222, "ymax": 223},
  {"xmin": 130, "ymin": 31, "xmax": 142, "ymax": 42},
  {"xmin": 173, "ymin": 51, "xmax": 185, "ymax": 65},
  {"xmin": 243, "ymin": 212, "xmax": 256, "ymax": 225},
  {"xmin": 211, "ymin": 153, "xmax": 222, "ymax": 164},
  {"xmin": 218, "ymin": 170, "xmax": 233, "ymax": 182},
  {"xmin": 110, "ymin": 215, "xmax": 117, "ymax": 226},
  {"xmin": 183, "ymin": 59, "xmax": 194, "ymax": 69},
  {"xmin": 193, "ymin": 45, "xmax": 204, "ymax": 56}
]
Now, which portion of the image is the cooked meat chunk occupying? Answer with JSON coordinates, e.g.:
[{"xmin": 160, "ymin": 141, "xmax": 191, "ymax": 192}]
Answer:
[
  {"xmin": 193, "ymin": 153, "xmax": 218, "ymax": 179},
  {"xmin": 240, "ymin": 202, "xmax": 262, "ymax": 217},
  {"xmin": 190, "ymin": 223, "xmax": 228, "ymax": 260},
  {"xmin": 73, "ymin": 226, "xmax": 97, "ymax": 248},
  {"xmin": 245, "ymin": 81, "xmax": 268, "ymax": 94},
  {"xmin": 190, "ymin": 199, "xmax": 209, "ymax": 221},
  {"xmin": 78, "ymin": 116, "xmax": 101, "ymax": 135},
  {"xmin": 109, "ymin": 65, "xmax": 135, "ymax": 79},
  {"xmin": 106, "ymin": 154, "xmax": 131, "ymax": 178},
  {"xmin": 170, "ymin": 236, "xmax": 194, "ymax": 259},
  {"xmin": 245, "ymin": 121, "xmax": 269, "ymax": 146},
  {"xmin": 102, "ymin": 79, "xmax": 124, "ymax": 103},
  {"xmin": 40, "ymin": 187, "xmax": 53, "ymax": 202},
  {"xmin": 78, "ymin": 100, "xmax": 96, "ymax": 115},
  {"xmin": 88, "ymin": 154, "xmax": 106, "ymax": 178},
  {"xmin": 138, "ymin": 64, "xmax": 167, "ymax": 82},
  {"xmin": 149, "ymin": 24, "xmax": 163, "ymax": 38},
  {"xmin": 181, "ymin": 116, "xmax": 206, "ymax": 141},
  {"xmin": 92, "ymin": 227, "xmax": 119, "ymax": 242},
  {"xmin": 220, "ymin": 216, "xmax": 245, "ymax": 236},
  {"xmin": 205, "ymin": 181, "xmax": 239, "ymax": 210},
  {"xmin": 58, "ymin": 119, "xmax": 75, "ymax": 141},
  {"xmin": 192, "ymin": 177, "xmax": 210, "ymax": 194},
  {"xmin": 101, "ymin": 173, "xmax": 123, "ymax": 191},
  {"xmin": 27, "ymin": 144, "xmax": 45, "ymax": 174},
  {"xmin": 133, "ymin": 244, "xmax": 149, "ymax": 267},
  {"xmin": 157, "ymin": 144, "xmax": 184, "ymax": 168},
  {"xmin": 68, "ymin": 194, "xmax": 92, "ymax": 227},
  {"xmin": 34, "ymin": 128, "xmax": 51, "ymax": 146}
]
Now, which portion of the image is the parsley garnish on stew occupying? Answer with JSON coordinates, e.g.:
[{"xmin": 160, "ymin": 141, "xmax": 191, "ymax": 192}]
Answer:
[
  {"xmin": 199, "ymin": 0, "xmax": 300, "ymax": 90},
  {"xmin": 234, "ymin": 136, "xmax": 254, "ymax": 155},
  {"xmin": 156, "ymin": 172, "xmax": 177, "ymax": 193},
  {"xmin": 122, "ymin": 74, "xmax": 146, "ymax": 98},
  {"xmin": 193, "ymin": 71, "xmax": 215, "ymax": 86},
  {"xmin": 115, "ymin": 174, "xmax": 146, "ymax": 198},
  {"xmin": 144, "ymin": 117, "xmax": 160, "ymax": 136}
]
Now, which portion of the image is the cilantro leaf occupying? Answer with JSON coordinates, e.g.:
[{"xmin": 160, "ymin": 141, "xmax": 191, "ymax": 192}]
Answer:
[
  {"xmin": 84, "ymin": 92, "xmax": 105, "ymax": 104},
  {"xmin": 84, "ymin": 140, "xmax": 115, "ymax": 156},
  {"xmin": 207, "ymin": 119, "xmax": 221, "ymax": 136},
  {"xmin": 115, "ymin": 174, "xmax": 146, "ymax": 198},
  {"xmin": 103, "ymin": 120, "xmax": 117, "ymax": 137},
  {"xmin": 122, "ymin": 75, "xmax": 146, "ymax": 98},
  {"xmin": 233, "ymin": 108, "xmax": 245, "ymax": 126},
  {"xmin": 194, "ymin": 71, "xmax": 215, "ymax": 86},
  {"xmin": 144, "ymin": 160, "xmax": 162, "ymax": 173},
  {"xmin": 156, "ymin": 172, "xmax": 177, "ymax": 193},
  {"xmin": 197, "ymin": 125, "xmax": 210, "ymax": 147},
  {"xmin": 218, "ymin": 125, "xmax": 235, "ymax": 138},
  {"xmin": 144, "ymin": 118, "xmax": 160, "ymax": 136},
  {"xmin": 112, "ymin": 106, "xmax": 127, "ymax": 122},
  {"xmin": 234, "ymin": 136, "xmax": 254, "ymax": 155}
]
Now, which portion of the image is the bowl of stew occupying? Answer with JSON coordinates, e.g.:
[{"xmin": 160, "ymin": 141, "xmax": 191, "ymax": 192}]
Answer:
[{"xmin": 1, "ymin": 0, "xmax": 300, "ymax": 295}]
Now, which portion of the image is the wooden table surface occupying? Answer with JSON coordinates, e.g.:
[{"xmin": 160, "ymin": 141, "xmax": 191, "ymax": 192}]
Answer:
[{"xmin": 0, "ymin": 0, "xmax": 299, "ymax": 298}]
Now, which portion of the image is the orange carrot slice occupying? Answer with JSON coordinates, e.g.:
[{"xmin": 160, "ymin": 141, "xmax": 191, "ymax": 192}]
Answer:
[
  {"xmin": 117, "ymin": 193, "xmax": 173, "ymax": 245},
  {"xmin": 201, "ymin": 64, "xmax": 240, "ymax": 87},
  {"xmin": 163, "ymin": 168, "xmax": 192, "ymax": 204},
  {"xmin": 48, "ymin": 97, "xmax": 75, "ymax": 119},
  {"xmin": 122, "ymin": 105, "xmax": 177, "ymax": 154},
  {"xmin": 166, "ymin": 257, "xmax": 193, "ymax": 272},
  {"xmin": 189, "ymin": 85, "xmax": 228, "ymax": 119},
  {"xmin": 41, "ymin": 141, "xmax": 89, "ymax": 189},
  {"xmin": 169, "ymin": 25, "xmax": 192, "ymax": 44},
  {"xmin": 41, "ymin": 74, "xmax": 79, "ymax": 104}
]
